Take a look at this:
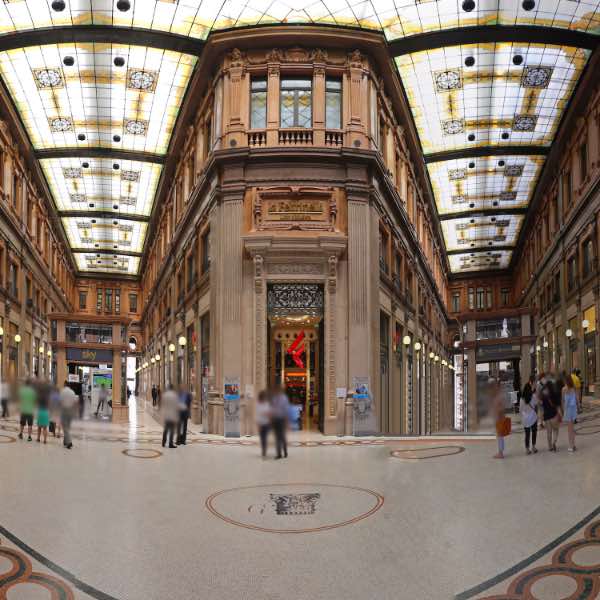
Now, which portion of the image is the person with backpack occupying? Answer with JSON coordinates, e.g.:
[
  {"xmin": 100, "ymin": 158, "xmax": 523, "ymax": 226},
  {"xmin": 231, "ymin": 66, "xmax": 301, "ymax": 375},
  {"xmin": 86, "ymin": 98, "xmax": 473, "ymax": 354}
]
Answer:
[{"xmin": 520, "ymin": 375, "xmax": 538, "ymax": 455}]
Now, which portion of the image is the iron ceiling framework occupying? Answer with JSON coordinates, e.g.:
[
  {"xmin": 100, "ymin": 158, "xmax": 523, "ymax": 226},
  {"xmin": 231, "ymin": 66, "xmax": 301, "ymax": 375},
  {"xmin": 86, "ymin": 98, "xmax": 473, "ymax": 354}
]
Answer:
[{"xmin": 0, "ymin": 1, "xmax": 599, "ymax": 277}]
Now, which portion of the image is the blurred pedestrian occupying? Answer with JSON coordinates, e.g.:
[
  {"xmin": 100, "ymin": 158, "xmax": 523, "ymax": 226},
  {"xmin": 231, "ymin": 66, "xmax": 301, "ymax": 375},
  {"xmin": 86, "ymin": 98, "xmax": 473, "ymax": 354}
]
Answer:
[
  {"xmin": 492, "ymin": 380, "xmax": 510, "ymax": 459},
  {"xmin": 94, "ymin": 383, "xmax": 108, "ymax": 417},
  {"xmin": 60, "ymin": 381, "xmax": 78, "ymax": 449},
  {"xmin": 540, "ymin": 379, "xmax": 561, "ymax": 452},
  {"xmin": 18, "ymin": 379, "xmax": 36, "ymax": 441},
  {"xmin": 177, "ymin": 384, "xmax": 192, "ymax": 445},
  {"xmin": 49, "ymin": 385, "xmax": 62, "ymax": 439},
  {"xmin": 151, "ymin": 384, "xmax": 158, "ymax": 407},
  {"xmin": 271, "ymin": 386, "xmax": 289, "ymax": 459},
  {"xmin": 255, "ymin": 390, "xmax": 271, "ymax": 458},
  {"xmin": 1, "ymin": 380, "xmax": 9, "ymax": 418},
  {"xmin": 520, "ymin": 375, "xmax": 538, "ymax": 455},
  {"xmin": 36, "ymin": 382, "xmax": 50, "ymax": 444},
  {"xmin": 161, "ymin": 385, "xmax": 178, "ymax": 448},
  {"xmin": 562, "ymin": 374, "xmax": 578, "ymax": 452}
]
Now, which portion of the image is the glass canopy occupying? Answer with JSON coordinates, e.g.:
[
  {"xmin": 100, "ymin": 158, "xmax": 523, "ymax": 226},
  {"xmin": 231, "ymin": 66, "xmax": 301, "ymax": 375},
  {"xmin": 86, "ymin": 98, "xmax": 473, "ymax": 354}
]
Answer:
[
  {"xmin": 1, "ymin": 1, "xmax": 599, "ymax": 39},
  {"xmin": 0, "ymin": 43, "xmax": 194, "ymax": 153},
  {"xmin": 395, "ymin": 38, "xmax": 593, "ymax": 272},
  {"xmin": 0, "ymin": 1, "xmax": 598, "ymax": 276}
]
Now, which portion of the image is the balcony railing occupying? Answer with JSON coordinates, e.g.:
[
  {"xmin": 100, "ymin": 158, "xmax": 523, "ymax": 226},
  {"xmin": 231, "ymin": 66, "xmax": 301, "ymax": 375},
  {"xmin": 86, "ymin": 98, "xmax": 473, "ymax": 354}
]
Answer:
[
  {"xmin": 248, "ymin": 130, "xmax": 266, "ymax": 147},
  {"xmin": 325, "ymin": 130, "xmax": 343, "ymax": 147},
  {"xmin": 279, "ymin": 128, "xmax": 313, "ymax": 145}
]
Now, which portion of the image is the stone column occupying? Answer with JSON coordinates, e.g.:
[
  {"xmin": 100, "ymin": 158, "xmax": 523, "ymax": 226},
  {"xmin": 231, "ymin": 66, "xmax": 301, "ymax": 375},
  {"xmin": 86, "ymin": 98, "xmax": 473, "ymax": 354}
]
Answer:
[
  {"xmin": 594, "ymin": 285, "xmax": 600, "ymax": 398},
  {"xmin": 323, "ymin": 255, "xmax": 338, "ymax": 434},
  {"xmin": 209, "ymin": 186, "xmax": 244, "ymax": 434},
  {"xmin": 345, "ymin": 50, "xmax": 369, "ymax": 150},
  {"xmin": 223, "ymin": 48, "xmax": 248, "ymax": 149},
  {"xmin": 253, "ymin": 255, "xmax": 267, "ymax": 394},
  {"xmin": 266, "ymin": 52, "xmax": 280, "ymax": 146},
  {"xmin": 312, "ymin": 62, "xmax": 326, "ymax": 146},
  {"xmin": 521, "ymin": 313, "xmax": 532, "ymax": 379},
  {"xmin": 56, "ymin": 319, "xmax": 66, "ymax": 388},
  {"xmin": 466, "ymin": 318, "xmax": 478, "ymax": 431},
  {"xmin": 347, "ymin": 191, "xmax": 378, "ymax": 433}
]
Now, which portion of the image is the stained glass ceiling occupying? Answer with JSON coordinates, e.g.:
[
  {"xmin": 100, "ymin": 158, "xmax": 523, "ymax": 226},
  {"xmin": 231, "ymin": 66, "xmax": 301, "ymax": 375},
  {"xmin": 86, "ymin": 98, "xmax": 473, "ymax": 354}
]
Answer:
[
  {"xmin": 1, "ymin": 0, "xmax": 599, "ymax": 38},
  {"xmin": 0, "ymin": 1, "xmax": 598, "ymax": 276}
]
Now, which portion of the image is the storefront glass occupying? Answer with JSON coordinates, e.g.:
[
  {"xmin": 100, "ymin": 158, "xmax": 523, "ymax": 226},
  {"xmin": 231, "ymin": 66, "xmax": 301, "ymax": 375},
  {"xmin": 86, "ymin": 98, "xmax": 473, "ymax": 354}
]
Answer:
[
  {"xmin": 476, "ymin": 318, "xmax": 521, "ymax": 340},
  {"xmin": 66, "ymin": 323, "xmax": 112, "ymax": 344}
]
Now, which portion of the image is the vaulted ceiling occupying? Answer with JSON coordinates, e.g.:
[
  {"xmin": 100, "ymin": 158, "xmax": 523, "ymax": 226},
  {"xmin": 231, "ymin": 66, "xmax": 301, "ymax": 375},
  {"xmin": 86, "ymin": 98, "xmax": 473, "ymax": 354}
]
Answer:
[{"xmin": 0, "ymin": 1, "xmax": 598, "ymax": 277}]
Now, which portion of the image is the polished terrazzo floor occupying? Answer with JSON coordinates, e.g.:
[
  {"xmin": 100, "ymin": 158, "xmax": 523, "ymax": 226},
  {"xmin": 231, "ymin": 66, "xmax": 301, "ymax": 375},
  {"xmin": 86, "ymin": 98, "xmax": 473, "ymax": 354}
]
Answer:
[{"xmin": 1, "ymin": 399, "xmax": 600, "ymax": 600}]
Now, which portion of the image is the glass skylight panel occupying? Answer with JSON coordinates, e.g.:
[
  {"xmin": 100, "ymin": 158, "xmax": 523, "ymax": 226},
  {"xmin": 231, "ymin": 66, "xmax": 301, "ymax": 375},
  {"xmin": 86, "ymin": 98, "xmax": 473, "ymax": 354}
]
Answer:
[
  {"xmin": 428, "ymin": 155, "xmax": 544, "ymax": 216},
  {"xmin": 442, "ymin": 214, "xmax": 523, "ymax": 252},
  {"xmin": 74, "ymin": 253, "xmax": 140, "ymax": 276},
  {"xmin": 0, "ymin": 43, "xmax": 195, "ymax": 154},
  {"xmin": 62, "ymin": 217, "xmax": 147, "ymax": 254},
  {"xmin": 449, "ymin": 250, "xmax": 512, "ymax": 273},
  {"xmin": 381, "ymin": 0, "xmax": 600, "ymax": 39},
  {"xmin": 2, "ymin": 1, "xmax": 599, "ymax": 39},
  {"xmin": 40, "ymin": 157, "xmax": 160, "ymax": 217},
  {"xmin": 396, "ymin": 43, "xmax": 588, "ymax": 154}
]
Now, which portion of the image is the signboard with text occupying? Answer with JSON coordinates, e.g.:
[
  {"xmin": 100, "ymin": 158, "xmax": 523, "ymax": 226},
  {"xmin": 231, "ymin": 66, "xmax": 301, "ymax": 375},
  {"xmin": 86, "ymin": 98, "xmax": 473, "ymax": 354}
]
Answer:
[{"xmin": 66, "ymin": 347, "xmax": 113, "ymax": 364}]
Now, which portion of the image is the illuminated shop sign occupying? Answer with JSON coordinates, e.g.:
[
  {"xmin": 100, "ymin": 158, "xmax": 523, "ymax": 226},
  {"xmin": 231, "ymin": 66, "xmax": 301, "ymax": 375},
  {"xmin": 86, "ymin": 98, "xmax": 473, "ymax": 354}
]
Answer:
[{"xmin": 66, "ymin": 348, "xmax": 113, "ymax": 363}]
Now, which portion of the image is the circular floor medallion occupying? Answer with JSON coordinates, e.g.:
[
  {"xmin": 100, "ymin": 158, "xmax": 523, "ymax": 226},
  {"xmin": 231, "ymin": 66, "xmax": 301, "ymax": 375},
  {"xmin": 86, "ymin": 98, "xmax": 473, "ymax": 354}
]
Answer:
[
  {"xmin": 206, "ymin": 483, "xmax": 383, "ymax": 533},
  {"xmin": 121, "ymin": 448, "xmax": 162, "ymax": 459},
  {"xmin": 0, "ymin": 434, "xmax": 16, "ymax": 444},
  {"xmin": 390, "ymin": 445, "xmax": 465, "ymax": 460}
]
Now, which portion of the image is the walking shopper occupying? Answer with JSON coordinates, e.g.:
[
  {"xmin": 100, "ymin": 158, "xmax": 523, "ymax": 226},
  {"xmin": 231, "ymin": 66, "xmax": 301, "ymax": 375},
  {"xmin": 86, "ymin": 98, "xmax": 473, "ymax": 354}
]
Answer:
[
  {"xmin": 520, "ymin": 375, "xmax": 538, "ymax": 454},
  {"xmin": 177, "ymin": 385, "xmax": 192, "ymax": 445},
  {"xmin": 151, "ymin": 384, "xmax": 158, "ymax": 407},
  {"xmin": 49, "ymin": 385, "xmax": 62, "ymax": 439},
  {"xmin": 271, "ymin": 386, "xmax": 289, "ymax": 459},
  {"xmin": 36, "ymin": 385, "xmax": 50, "ymax": 444},
  {"xmin": 161, "ymin": 385, "xmax": 178, "ymax": 448},
  {"xmin": 562, "ymin": 374, "xmax": 578, "ymax": 452},
  {"xmin": 18, "ymin": 379, "xmax": 36, "ymax": 441},
  {"xmin": 1, "ymin": 380, "xmax": 9, "ymax": 418},
  {"xmin": 59, "ymin": 382, "xmax": 77, "ymax": 449},
  {"xmin": 540, "ymin": 380, "xmax": 561, "ymax": 451},
  {"xmin": 492, "ymin": 380, "xmax": 510, "ymax": 459},
  {"xmin": 255, "ymin": 390, "xmax": 271, "ymax": 458},
  {"xmin": 94, "ymin": 383, "xmax": 108, "ymax": 417}
]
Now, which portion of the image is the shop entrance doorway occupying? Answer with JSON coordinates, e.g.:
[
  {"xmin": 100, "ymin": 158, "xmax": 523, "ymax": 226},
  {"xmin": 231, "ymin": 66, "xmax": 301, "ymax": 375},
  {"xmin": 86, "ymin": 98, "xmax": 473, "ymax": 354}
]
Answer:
[{"xmin": 266, "ymin": 283, "xmax": 325, "ymax": 432}]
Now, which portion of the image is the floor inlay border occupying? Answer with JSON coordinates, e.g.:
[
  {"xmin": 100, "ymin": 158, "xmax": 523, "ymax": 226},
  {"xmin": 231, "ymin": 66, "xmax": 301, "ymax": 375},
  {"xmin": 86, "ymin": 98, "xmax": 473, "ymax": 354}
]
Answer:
[
  {"xmin": 390, "ymin": 445, "xmax": 465, "ymax": 460},
  {"xmin": 0, "ymin": 434, "xmax": 16, "ymax": 444},
  {"xmin": 0, "ymin": 525, "xmax": 118, "ymax": 600},
  {"xmin": 456, "ymin": 504, "xmax": 600, "ymax": 599},
  {"xmin": 121, "ymin": 448, "xmax": 163, "ymax": 459}
]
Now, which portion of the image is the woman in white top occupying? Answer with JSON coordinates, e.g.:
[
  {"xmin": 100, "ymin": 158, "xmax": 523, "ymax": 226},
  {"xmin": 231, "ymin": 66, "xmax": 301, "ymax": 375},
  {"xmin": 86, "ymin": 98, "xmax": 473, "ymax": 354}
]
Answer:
[
  {"xmin": 520, "ymin": 375, "xmax": 538, "ymax": 455},
  {"xmin": 255, "ymin": 390, "xmax": 271, "ymax": 458}
]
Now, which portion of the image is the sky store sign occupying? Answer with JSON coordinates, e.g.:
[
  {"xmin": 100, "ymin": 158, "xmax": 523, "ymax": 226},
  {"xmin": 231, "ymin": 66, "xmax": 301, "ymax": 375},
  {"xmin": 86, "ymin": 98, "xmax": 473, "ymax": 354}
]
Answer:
[{"xmin": 66, "ymin": 348, "xmax": 113, "ymax": 364}]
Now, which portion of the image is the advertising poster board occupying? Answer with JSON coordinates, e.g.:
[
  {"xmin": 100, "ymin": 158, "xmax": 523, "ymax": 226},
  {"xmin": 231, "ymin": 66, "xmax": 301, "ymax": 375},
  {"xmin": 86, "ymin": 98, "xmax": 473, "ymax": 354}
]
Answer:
[
  {"xmin": 223, "ymin": 376, "xmax": 240, "ymax": 438},
  {"xmin": 352, "ymin": 377, "xmax": 377, "ymax": 436}
]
